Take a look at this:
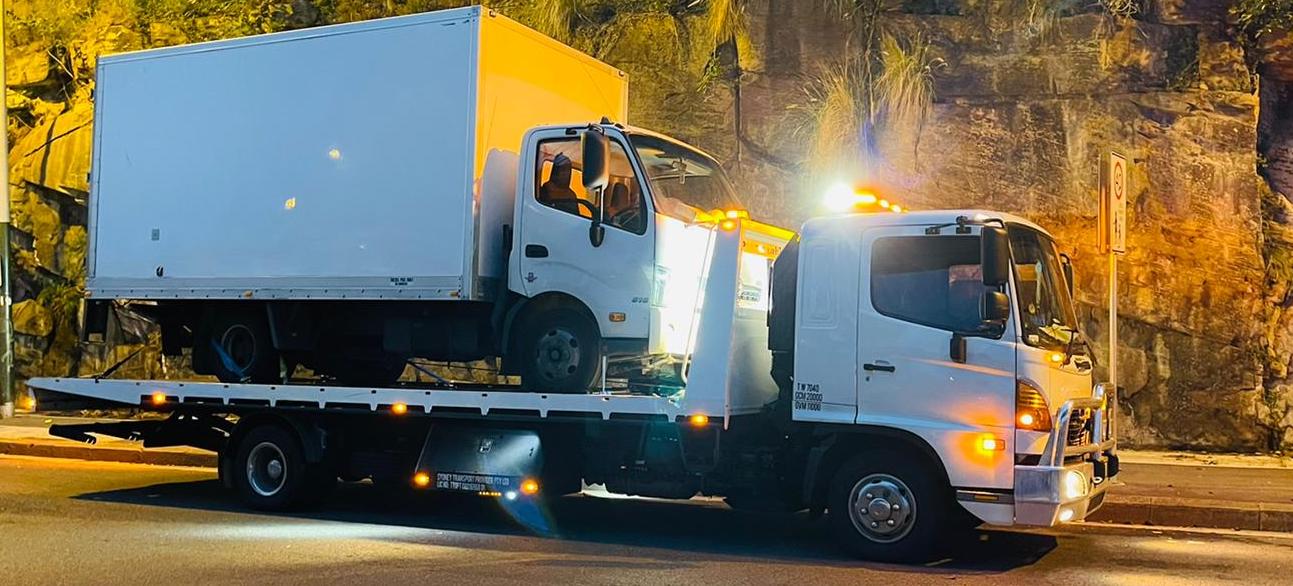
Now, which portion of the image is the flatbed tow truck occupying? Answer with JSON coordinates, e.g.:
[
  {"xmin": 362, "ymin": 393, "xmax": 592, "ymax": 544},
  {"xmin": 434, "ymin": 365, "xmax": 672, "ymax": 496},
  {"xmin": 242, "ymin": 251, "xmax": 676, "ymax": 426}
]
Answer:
[{"xmin": 30, "ymin": 210, "xmax": 1117, "ymax": 562}]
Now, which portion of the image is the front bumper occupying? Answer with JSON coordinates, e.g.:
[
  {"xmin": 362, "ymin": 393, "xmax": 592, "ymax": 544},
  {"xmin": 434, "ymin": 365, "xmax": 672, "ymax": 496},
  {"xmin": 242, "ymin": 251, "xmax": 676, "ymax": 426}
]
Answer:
[{"xmin": 1013, "ymin": 383, "xmax": 1119, "ymax": 526}]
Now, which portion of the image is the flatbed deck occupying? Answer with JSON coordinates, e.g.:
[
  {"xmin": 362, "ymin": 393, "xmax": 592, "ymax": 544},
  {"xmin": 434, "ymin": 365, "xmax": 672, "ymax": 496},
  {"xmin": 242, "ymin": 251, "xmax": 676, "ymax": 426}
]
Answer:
[{"xmin": 26, "ymin": 377, "xmax": 689, "ymax": 422}]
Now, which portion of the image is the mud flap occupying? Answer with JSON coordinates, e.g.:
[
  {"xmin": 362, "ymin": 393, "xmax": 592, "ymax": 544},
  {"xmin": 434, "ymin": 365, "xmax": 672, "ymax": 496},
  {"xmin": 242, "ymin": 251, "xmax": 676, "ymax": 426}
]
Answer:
[{"xmin": 413, "ymin": 426, "xmax": 543, "ymax": 497}]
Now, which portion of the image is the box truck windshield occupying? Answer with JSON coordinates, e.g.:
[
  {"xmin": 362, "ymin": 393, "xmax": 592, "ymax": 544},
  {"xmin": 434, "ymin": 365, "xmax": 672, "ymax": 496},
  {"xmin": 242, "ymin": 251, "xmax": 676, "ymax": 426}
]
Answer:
[{"xmin": 629, "ymin": 132, "xmax": 742, "ymax": 216}]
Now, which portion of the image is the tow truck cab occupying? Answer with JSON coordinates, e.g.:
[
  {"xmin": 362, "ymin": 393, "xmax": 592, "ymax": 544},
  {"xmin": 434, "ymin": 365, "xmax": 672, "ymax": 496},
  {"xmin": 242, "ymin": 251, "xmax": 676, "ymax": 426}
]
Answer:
[{"xmin": 773, "ymin": 210, "xmax": 1116, "ymax": 540}]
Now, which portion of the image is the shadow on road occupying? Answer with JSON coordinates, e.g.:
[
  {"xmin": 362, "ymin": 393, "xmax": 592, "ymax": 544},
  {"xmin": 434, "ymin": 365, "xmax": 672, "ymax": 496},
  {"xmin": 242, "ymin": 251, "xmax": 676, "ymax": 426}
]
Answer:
[{"xmin": 76, "ymin": 479, "xmax": 1056, "ymax": 573}]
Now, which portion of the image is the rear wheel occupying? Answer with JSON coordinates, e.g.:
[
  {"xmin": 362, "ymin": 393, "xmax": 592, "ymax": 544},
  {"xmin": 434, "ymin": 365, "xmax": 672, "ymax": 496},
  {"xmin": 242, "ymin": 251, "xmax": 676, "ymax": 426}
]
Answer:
[
  {"xmin": 516, "ymin": 307, "xmax": 602, "ymax": 393},
  {"xmin": 205, "ymin": 308, "xmax": 280, "ymax": 384},
  {"xmin": 828, "ymin": 451, "xmax": 949, "ymax": 563},
  {"xmin": 232, "ymin": 424, "xmax": 330, "ymax": 511}
]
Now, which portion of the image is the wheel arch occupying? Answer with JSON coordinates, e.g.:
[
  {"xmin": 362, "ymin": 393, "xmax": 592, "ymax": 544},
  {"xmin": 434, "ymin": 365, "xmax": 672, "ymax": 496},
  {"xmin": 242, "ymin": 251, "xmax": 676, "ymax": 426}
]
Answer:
[
  {"xmin": 805, "ymin": 425, "xmax": 953, "ymax": 511},
  {"xmin": 500, "ymin": 291, "xmax": 600, "ymax": 367},
  {"xmin": 227, "ymin": 412, "xmax": 328, "ymax": 465}
]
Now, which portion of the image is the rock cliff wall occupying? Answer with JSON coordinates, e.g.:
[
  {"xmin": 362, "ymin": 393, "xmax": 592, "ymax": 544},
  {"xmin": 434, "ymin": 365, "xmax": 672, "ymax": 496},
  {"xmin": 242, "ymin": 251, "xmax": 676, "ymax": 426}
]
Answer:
[{"xmin": 5, "ymin": 0, "xmax": 1293, "ymax": 449}]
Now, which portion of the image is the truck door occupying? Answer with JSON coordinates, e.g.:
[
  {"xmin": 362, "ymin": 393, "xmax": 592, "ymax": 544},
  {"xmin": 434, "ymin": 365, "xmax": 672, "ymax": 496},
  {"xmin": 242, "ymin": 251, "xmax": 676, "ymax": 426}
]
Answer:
[
  {"xmin": 856, "ymin": 226, "xmax": 1017, "ymax": 489},
  {"xmin": 514, "ymin": 128, "xmax": 654, "ymax": 342}
]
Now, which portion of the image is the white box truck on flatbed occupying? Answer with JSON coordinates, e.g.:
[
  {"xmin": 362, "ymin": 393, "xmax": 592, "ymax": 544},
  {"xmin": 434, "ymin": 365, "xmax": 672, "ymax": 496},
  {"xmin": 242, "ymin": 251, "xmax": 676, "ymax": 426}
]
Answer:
[
  {"xmin": 83, "ymin": 6, "xmax": 791, "ymax": 391},
  {"xmin": 34, "ymin": 209, "xmax": 1118, "ymax": 562}
]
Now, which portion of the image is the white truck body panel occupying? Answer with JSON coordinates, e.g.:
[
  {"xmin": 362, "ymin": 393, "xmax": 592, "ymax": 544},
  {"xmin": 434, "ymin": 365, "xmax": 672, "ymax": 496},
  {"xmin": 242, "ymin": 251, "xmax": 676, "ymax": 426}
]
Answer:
[{"xmin": 88, "ymin": 7, "xmax": 627, "ymax": 301}]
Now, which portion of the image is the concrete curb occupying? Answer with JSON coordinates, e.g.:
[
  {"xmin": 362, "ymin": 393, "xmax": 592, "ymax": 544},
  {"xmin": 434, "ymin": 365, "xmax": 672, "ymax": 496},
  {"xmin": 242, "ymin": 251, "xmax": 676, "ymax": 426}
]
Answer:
[
  {"xmin": 0, "ymin": 439, "xmax": 217, "ymax": 468},
  {"xmin": 1091, "ymin": 495, "xmax": 1293, "ymax": 532}
]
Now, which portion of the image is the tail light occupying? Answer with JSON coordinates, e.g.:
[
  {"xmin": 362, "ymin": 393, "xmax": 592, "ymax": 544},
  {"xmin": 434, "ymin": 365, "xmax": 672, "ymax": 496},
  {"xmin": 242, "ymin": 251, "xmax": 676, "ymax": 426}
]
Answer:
[{"xmin": 1016, "ymin": 380, "xmax": 1052, "ymax": 432}]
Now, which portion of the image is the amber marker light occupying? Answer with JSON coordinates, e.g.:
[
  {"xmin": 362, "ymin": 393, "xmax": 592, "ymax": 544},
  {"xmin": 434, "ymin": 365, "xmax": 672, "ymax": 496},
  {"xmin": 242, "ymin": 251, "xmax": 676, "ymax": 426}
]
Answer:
[
  {"xmin": 391, "ymin": 402, "xmax": 408, "ymax": 415},
  {"xmin": 689, "ymin": 414, "xmax": 710, "ymax": 427},
  {"xmin": 979, "ymin": 435, "xmax": 1006, "ymax": 453},
  {"xmin": 150, "ymin": 391, "xmax": 167, "ymax": 406},
  {"xmin": 520, "ymin": 479, "xmax": 540, "ymax": 495},
  {"xmin": 413, "ymin": 472, "xmax": 431, "ymax": 488},
  {"xmin": 1048, "ymin": 352, "xmax": 1066, "ymax": 365},
  {"xmin": 720, "ymin": 219, "xmax": 737, "ymax": 231}
]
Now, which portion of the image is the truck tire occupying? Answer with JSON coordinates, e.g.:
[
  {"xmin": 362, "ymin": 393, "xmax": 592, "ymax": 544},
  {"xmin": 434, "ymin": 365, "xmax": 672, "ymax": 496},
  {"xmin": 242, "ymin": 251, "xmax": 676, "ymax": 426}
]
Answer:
[
  {"xmin": 232, "ymin": 424, "xmax": 329, "ymax": 511},
  {"xmin": 206, "ymin": 308, "xmax": 280, "ymax": 384},
  {"xmin": 516, "ymin": 307, "xmax": 602, "ymax": 393},
  {"xmin": 828, "ymin": 451, "xmax": 948, "ymax": 563}
]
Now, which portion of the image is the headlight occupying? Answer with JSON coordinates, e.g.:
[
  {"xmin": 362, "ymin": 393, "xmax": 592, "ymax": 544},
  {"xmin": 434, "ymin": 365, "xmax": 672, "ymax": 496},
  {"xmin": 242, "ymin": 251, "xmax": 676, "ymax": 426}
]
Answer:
[{"xmin": 1063, "ymin": 470, "xmax": 1088, "ymax": 500}]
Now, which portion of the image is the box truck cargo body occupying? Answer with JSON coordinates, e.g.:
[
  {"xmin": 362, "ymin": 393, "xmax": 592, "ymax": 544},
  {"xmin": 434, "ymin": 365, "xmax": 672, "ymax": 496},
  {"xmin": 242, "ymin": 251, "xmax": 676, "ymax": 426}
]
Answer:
[
  {"xmin": 82, "ymin": 7, "xmax": 791, "ymax": 390},
  {"xmin": 89, "ymin": 7, "xmax": 627, "ymax": 302}
]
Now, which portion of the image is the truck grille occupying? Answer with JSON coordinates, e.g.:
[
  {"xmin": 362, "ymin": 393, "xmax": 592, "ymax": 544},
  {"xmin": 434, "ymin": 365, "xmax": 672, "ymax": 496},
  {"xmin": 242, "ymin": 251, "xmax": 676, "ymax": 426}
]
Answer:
[{"xmin": 1067, "ymin": 409, "xmax": 1092, "ymax": 447}]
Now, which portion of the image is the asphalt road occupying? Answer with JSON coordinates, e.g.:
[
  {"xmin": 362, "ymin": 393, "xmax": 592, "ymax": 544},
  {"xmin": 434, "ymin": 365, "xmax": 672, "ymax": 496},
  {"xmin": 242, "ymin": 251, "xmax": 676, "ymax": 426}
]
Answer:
[{"xmin": 1, "ymin": 455, "xmax": 1290, "ymax": 585}]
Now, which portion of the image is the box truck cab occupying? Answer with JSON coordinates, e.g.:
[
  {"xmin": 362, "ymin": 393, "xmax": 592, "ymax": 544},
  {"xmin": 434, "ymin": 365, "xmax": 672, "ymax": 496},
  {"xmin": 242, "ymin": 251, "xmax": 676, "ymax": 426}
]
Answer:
[
  {"xmin": 80, "ymin": 7, "xmax": 791, "ymax": 391},
  {"xmin": 508, "ymin": 124, "xmax": 789, "ymax": 390}
]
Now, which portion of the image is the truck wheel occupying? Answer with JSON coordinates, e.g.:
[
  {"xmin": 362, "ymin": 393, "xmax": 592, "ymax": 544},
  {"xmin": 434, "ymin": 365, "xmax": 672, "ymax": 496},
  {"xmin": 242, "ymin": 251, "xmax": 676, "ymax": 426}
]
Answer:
[
  {"xmin": 516, "ymin": 307, "xmax": 602, "ymax": 393},
  {"xmin": 828, "ymin": 451, "xmax": 947, "ymax": 563},
  {"xmin": 232, "ymin": 424, "xmax": 327, "ymax": 511},
  {"xmin": 206, "ymin": 309, "xmax": 280, "ymax": 384}
]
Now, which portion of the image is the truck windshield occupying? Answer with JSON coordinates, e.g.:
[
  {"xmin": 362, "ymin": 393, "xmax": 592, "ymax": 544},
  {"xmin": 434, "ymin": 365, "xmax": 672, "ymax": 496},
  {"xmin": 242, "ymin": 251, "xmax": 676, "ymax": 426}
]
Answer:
[
  {"xmin": 1009, "ymin": 226, "xmax": 1080, "ymax": 350},
  {"xmin": 628, "ymin": 133, "xmax": 743, "ymax": 214}
]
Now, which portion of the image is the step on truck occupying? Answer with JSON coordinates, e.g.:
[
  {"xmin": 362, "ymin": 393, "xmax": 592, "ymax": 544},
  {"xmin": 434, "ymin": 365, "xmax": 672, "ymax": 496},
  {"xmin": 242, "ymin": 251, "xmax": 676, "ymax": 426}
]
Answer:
[
  {"xmin": 81, "ymin": 5, "xmax": 789, "ymax": 392},
  {"xmin": 34, "ymin": 209, "xmax": 1118, "ymax": 562}
]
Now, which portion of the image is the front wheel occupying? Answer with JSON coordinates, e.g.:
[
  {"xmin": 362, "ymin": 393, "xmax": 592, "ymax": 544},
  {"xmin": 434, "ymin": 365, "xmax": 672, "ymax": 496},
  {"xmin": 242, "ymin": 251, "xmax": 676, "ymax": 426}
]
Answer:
[
  {"xmin": 515, "ymin": 307, "xmax": 602, "ymax": 393},
  {"xmin": 828, "ymin": 451, "xmax": 949, "ymax": 563}
]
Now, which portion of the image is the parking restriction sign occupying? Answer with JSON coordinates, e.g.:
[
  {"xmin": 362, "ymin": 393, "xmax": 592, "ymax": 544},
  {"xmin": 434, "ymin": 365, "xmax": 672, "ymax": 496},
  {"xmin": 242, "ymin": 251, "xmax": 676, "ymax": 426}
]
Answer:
[{"xmin": 1101, "ymin": 151, "xmax": 1128, "ymax": 254}]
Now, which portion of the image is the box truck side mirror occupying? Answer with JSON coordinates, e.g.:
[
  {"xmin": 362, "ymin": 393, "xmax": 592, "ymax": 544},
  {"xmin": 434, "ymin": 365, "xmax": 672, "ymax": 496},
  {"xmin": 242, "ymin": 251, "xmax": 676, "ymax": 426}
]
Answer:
[
  {"xmin": 581, "ymin": 128, "xmax": 611, "ymax": 194},
  {"xmin": 981, "ymin": 226, "xmax": 1010, "ymax": 287},
  {"xmin": 582, "ymin": 128, "xmax": 610, "ymax": 248}
]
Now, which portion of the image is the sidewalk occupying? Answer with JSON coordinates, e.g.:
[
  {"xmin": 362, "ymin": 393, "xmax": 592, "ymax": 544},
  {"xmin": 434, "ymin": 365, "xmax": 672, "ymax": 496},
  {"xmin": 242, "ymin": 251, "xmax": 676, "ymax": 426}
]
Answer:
[
  {"xmin": 2, "ymin": 413, "xmax": 1292, "ymax": 531},
  {"xmin": 1086, "ymin": 451, "xmax": 1293, "ymax": 532},
  {"xmin": 0, "ymin": 414, "xmax": 215, "ymax": 468}
]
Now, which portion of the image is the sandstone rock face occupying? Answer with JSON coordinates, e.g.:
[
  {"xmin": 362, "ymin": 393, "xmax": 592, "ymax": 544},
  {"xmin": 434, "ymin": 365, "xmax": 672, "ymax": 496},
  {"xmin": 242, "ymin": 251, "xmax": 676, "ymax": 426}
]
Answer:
[
  {"xmin": 711, "ymin": 0, "xmax": 1287, "ymax": 450},
  {"xmin": 4, "ymin": 0, "xmax": 1293, "ymax": 449}
]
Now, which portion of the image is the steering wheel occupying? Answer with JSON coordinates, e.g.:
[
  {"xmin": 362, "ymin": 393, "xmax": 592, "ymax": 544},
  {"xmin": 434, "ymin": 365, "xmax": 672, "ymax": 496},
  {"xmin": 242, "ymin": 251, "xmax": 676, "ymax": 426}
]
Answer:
[{"xmin": 575, "ymin": 199, "xmax": 601, "ymax": 220}]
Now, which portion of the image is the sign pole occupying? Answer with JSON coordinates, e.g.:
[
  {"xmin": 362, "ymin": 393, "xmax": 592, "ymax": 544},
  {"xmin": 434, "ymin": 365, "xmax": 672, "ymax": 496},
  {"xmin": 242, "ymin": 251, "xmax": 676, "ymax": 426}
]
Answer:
[
  {"xmin": 0, "ymin": 3, "xmax": 12, "ymax": 419},
  {"xmin": 1103, "ymin": 151, "xmax": 1128, "ymax": 397}
]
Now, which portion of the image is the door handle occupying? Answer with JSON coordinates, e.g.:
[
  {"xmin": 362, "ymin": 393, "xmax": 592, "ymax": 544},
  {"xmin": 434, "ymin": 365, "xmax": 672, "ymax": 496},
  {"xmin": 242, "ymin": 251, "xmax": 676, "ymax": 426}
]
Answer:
[
  {"xmin": 863, "ymin": 363, "xmax": 896, "ymax": 373},
  {"xmin": 524, "ymin": 244, "xmax": 549, "ymax": 258}
]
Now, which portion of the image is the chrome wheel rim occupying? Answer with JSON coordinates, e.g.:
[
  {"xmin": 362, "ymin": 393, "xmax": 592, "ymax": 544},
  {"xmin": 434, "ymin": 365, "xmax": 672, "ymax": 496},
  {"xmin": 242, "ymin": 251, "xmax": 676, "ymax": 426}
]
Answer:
[
  {"xmin": 246, "ymin": 442, "xmax": 287, "ymax": 497},
  {"xmin": 848, "ymin": 473, "xmax": 917, "ymax": 543},
  {"xmin": 535, "ymin": 327, "xmax": 580, "ymax": 381}
]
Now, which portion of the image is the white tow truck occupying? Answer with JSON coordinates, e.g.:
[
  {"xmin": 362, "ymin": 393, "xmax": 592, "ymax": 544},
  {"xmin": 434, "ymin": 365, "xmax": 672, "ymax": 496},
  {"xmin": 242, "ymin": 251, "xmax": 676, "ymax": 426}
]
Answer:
[{"xmin": 33, "ymin": 208, "xmax": 1117, "ymax": 562}]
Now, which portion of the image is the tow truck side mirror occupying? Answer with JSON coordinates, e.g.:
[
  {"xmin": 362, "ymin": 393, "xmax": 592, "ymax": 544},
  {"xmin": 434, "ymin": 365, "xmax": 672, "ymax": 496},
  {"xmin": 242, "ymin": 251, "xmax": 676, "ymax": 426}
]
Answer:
[
  {"xmin": 981, "ymin": 226, "xmax": 1010, "ymax": 287},
  {"xmin": 1060, "ymin": 253, "xmax": 1075, "ymax": 298},
  {"xmin": 981, "ymin": 290, "xmax": 1010, "ymax": 323}
]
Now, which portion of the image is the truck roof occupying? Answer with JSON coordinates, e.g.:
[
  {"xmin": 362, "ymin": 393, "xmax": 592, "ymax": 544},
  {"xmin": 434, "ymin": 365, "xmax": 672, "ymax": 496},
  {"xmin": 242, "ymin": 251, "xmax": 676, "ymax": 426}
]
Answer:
[{"xmin": 805, "ymin": 209, "xmax": 1054, "ymax": 239}]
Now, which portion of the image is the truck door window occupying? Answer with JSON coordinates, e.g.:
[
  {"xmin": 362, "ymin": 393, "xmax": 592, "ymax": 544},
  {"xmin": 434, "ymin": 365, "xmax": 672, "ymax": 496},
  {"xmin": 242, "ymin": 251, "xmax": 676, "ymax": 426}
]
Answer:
[
  {"xmin": 871, "ymin": 236, "xmax": 987, "ymax": 332},
  {"xmin": 535, "ymin": 138, "xmax": 647, "ymax": 235}
]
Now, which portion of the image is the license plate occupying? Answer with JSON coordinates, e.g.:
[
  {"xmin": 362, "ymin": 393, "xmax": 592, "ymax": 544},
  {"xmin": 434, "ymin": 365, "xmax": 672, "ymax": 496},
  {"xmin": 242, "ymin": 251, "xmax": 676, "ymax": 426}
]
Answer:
[{"xmin": 433, "ymin": 472, "xmax": 519, "ymax": 493}]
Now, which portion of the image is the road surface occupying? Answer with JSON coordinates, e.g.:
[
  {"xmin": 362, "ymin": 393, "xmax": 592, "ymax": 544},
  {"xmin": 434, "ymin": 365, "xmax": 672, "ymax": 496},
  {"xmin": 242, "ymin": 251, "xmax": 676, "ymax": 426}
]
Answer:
[{"xmin": 0, "ymin": 455, "xmax": 1289, "ymax": 585}]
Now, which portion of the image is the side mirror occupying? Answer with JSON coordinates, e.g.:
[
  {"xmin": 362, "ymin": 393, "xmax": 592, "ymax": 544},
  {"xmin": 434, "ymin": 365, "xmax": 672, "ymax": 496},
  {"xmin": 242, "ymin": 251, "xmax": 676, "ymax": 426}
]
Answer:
[
  {"xmin": 950, "ymin": 333, "xmax": 967, "ymax": 364},
  {"xmin": 581, "ymin": 128, "xmax": 611, "ymax": 194},
  {"xmin": 981, "ymin": 290, "xmax": 1010, "ymax": 323},
  {"xmin": 981, "ymin": 226, "xmax": 1010, "ymax": 287},
  {"xmin": 1060, "ymin": 253, "xmax": 1075, "ymax": 298}
]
